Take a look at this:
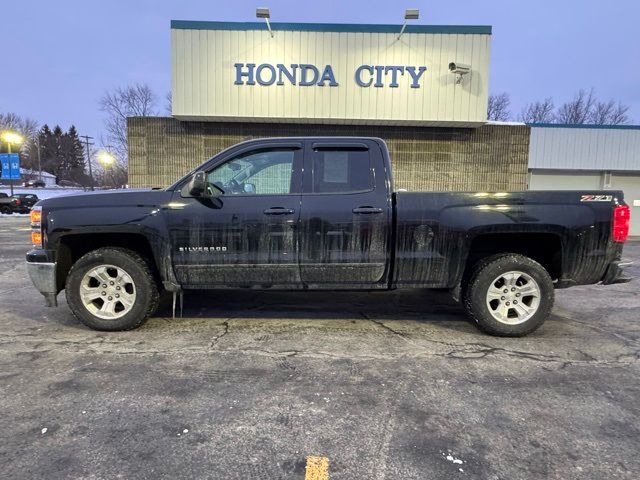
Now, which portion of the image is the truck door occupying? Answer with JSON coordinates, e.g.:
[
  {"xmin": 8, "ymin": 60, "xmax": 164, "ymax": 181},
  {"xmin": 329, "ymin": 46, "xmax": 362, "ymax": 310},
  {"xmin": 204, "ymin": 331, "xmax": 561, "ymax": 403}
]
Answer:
[
  {"xmin": 167, "ymin": 143, "xmax": 303, "ymax": 288},
  {"xmin": 298, "ymin": 140, "xmax": 391, "ymax": 288}
]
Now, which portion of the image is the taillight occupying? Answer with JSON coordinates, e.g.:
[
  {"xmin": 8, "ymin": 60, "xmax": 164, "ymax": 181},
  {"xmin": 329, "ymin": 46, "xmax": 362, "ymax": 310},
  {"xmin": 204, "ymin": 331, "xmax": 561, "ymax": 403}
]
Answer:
[
  {"xmin": 31, "ymin": 231, "xmax": 43, "ymax": 246},
  {"xmin": 14, "ymin": 199, "xmax": 21, "ymax": 206},
  {"xmin": 30, "ymin": 206, "xmax": 43, "ymax": 248},
  {"xmin": 612, "ymin": 205, "xmax": 630, "ymax": 243},
  {"xmin": 30, "ymin": 208, "xmax": 42, "ymax": 225}
]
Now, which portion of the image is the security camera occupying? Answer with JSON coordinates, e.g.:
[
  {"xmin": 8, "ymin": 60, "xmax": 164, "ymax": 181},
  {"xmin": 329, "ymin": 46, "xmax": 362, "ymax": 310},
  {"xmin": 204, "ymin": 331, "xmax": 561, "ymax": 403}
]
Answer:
[
  {"xmin": 448, "ymin": 62, "xmax": 471, "ymax": 74},
  {"xmin": 448, "ymin": 62, "xmax": 471, "ymax": 84}
]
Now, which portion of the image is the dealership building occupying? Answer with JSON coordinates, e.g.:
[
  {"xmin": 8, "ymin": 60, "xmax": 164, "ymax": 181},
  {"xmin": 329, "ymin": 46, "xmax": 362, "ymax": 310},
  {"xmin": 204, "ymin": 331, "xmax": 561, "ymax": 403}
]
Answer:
[{"xmin": 128, "ymin": 19, "xmax": 640, "ymax": 234}]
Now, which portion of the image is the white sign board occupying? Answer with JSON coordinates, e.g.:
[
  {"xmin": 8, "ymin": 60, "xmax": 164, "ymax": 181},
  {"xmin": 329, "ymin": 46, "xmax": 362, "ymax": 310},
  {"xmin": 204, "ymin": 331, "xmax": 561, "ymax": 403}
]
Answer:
[{"xmin": 171, "ymin": 21, "xmax": 491, "ymax": 126}]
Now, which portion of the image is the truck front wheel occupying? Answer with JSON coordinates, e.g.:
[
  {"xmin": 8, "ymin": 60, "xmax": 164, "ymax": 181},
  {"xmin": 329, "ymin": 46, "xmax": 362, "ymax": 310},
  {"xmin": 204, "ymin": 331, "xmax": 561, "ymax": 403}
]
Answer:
[
  {"xmin": 463, "ymin": 254, "xmax": 554, "ymax": 337},
  {"xmin": 65, "ymin": 247, "xmax": 159, "ymax": 331}
]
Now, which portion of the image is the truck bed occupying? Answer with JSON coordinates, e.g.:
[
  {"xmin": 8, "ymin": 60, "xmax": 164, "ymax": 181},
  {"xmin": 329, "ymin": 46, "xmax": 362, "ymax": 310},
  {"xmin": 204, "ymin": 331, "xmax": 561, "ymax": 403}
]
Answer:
[{"xmin": 393, "ymin": 190, "xmax": 624, "ymax": 288}]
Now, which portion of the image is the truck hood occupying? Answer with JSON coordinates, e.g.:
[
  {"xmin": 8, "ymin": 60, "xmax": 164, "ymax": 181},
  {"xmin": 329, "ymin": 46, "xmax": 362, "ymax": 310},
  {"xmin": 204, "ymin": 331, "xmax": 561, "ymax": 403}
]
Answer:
[{"xmin": 36, "ymin": 188, "xmax": 174, "ymax": 209}]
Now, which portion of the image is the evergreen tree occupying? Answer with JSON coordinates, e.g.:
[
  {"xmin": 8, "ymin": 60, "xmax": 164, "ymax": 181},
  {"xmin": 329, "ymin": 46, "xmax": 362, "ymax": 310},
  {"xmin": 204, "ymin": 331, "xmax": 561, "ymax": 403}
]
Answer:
[
  {"xmin": 39, "ymin": 125, "xmax": 58, "ymax": 177},
  {"xmin": 61, "ymin": 126, "xmax": 87, "ymax": 183}
]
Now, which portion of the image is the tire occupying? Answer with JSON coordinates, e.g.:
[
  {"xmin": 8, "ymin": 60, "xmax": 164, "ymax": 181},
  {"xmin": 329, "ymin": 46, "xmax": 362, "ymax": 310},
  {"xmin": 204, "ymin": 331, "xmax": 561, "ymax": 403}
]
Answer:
[
  {"xmin": 1, "ymin": 206, "xmax": 11, "ymax": 215},
  {"xmin": 462, "ymin": 254, "xmax": 554, "ymax": 337},
  {"xmin": 65, "ymin": 247, "xmax": 159, "ymax": 331}
]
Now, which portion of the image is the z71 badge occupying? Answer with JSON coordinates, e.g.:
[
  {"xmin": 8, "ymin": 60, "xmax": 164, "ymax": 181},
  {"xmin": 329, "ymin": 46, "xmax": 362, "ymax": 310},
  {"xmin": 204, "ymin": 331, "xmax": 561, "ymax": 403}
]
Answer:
[{"xmin": 580, "ymin": 195, "xmax": 613, "ymax": 202}]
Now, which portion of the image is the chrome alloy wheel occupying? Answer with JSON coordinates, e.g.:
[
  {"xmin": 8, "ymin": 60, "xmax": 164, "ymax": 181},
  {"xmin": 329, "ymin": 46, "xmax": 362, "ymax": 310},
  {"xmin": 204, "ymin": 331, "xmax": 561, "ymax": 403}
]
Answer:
[
  {"xmin": 79, "ymin": 264, "xmax": 136, "ymax": 320},
  {"xmin": 485, "ymin": 271, "xmax": 541, "ymax": 325}
]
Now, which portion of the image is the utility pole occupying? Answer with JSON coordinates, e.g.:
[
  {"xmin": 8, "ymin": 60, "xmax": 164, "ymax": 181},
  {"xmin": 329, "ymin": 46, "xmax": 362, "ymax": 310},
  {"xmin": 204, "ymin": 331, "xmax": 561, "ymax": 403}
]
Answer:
[
  {"xmin": 80, "ymin": 135, "xmax": 95, "ymax": 191},
  {"xmin": 36, "ymin": 135, "xmax": 42, "ymax": 182}
]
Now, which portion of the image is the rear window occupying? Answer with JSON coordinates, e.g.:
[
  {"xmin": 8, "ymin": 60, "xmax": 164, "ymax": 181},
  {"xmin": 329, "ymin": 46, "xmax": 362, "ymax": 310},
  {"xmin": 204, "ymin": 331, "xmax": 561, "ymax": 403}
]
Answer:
[{"xmin": 311, "ymin": 148, "xmax": 372, "ymax": 194}]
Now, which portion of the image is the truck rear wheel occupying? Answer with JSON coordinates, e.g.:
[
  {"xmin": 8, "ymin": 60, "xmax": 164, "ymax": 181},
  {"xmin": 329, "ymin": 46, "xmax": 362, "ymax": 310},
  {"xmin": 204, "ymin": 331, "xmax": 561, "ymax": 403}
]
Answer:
[
  {"xmin": 65, "ymin": 247, "xmax": 159, "ymax": 331},
  {"xmin": 463, "ymin": 254, "xmax": 554, "ymax": 337}
]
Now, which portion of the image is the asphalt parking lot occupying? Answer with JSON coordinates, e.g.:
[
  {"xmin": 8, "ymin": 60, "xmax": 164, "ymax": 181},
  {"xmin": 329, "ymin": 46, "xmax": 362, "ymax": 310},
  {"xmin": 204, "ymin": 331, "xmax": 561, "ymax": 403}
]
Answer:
[{"xmin": 1, "ymin": 216, "xmax": 639, "ymax": 479}]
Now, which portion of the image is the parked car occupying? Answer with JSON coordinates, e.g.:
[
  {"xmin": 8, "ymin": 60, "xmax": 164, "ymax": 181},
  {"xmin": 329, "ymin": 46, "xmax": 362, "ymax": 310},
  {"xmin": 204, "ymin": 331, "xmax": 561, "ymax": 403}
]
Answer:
[
  {"xmin": 12, "ymin": 193, "xmax": 39, "ymax": 211},
  {"xmin": 26, "ymin": 137, "xmax": 632, "ymax": 336},
  {"xmin": 0, "ymin": 193, "xmax": 38, "ymax": 214},
  {"xmin": 23, "ymin": 180, "xmax": 46, "ymax": 188},
  {"xmin": 0, "ymin": 195, "xmax": 17, "ymax": 214}
]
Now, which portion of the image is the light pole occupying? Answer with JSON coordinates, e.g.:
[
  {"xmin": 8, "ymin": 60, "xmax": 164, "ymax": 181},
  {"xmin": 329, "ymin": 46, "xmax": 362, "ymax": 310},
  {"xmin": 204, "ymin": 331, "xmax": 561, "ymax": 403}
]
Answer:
[
  {"xmin": 1, "ymin": 131, "xmax": 25, "ymax": 196},
  {"xmin": 36, "ymin": 135, "xmax": 42, "ymax": 182}
]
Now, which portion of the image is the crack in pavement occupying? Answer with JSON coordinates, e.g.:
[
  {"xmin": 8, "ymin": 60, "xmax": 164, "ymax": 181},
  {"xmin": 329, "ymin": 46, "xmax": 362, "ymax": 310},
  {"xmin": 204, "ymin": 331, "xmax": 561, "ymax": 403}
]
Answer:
[
  {"xmin": 208, "ymin": 320, "xmax": 230, "ymax": 349},
  {"xmin": 554, "ymin": 311, "xmax": 640, "ymax": 348},
  {"xmin": 2, "ymin": 339, "xmax": 638, "ymax": 369},
  {"xmin": 361, "ymin": 312, "xmax": 408, "ymax": 338}
]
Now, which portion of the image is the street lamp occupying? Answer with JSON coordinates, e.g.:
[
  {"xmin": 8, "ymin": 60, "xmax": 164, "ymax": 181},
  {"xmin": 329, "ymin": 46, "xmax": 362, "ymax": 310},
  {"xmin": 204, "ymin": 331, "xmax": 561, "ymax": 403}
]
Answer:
[
  {"xmin": 97, "ymin": 150, "xmax": 117, "ymax": 188},
  {"xmin": 1, "ymin": 130, "xmax": 25, "ymax": 196},
  {"xmin": 97, "ymin": 150, "xmax": 116, "ymax": 167}
]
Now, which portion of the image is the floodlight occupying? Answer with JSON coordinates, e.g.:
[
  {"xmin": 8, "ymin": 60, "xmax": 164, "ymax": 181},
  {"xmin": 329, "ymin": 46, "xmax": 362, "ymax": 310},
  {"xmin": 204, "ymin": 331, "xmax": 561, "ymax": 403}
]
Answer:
[
  {"xmin": 398, "ymin": 8, "xmax": 420, "ymax": 40},
  {"xmin": 256, "ymin": 7, "xmax": 274, "ymax": 37},
  {"xmin": 256, "ymin": 8, "xmax": 270, "ymax": 19},
  {"xmin": 404, "ymin": 9, "xmax": 419, "ymax": 20}
]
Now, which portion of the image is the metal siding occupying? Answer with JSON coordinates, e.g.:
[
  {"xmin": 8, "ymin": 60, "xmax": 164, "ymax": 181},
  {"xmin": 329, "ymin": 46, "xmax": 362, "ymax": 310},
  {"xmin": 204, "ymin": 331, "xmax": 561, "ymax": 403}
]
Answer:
[
  {"xmin": 529, "ymin": 126, "xmax": 640, "ymax": 171},
  {"xmin": 529, "ymin": 171, "xmax": 602, "ymax": 190},
  {"xmin": 172, "ymin": 27, "xmax": 490, "ymax": 125}
]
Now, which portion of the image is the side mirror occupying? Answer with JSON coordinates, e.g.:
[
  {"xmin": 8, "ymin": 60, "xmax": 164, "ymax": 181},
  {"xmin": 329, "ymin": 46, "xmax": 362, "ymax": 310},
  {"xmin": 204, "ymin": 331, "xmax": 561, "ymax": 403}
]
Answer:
[
  {"xmin": 243, "ymin": 183, "xmax": 256, "ymax": 194},
  {"xmin": 188, "ymin": 172, "xmax": 209, "ymax": 197}
]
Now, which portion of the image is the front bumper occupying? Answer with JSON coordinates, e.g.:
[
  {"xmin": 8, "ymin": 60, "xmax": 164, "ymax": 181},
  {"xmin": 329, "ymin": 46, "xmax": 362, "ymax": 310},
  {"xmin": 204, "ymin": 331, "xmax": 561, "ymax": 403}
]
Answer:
[
  {"xmin": 26, "ymin": 261, "xmax": 58, "ymax": 307},
  {"xmin": 601, "ymin": 260, "xmax": 634, "ymax": 285}
]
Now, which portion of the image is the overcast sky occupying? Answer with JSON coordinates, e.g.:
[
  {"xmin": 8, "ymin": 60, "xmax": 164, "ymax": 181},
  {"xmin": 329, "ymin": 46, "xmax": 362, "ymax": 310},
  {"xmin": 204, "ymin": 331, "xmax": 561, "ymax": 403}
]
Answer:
[{"xmin": 2, "ymin": 0, "xmax": 639, "ymax": 141}]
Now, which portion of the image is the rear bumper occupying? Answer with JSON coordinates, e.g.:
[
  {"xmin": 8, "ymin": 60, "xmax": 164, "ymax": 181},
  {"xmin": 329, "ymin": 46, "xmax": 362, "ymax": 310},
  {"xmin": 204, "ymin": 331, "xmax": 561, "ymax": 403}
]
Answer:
[
  {"xmin": 601, "ymin": 260, "xmax": 634, "ymax": 285},
  {"xmin": 26, "ymin": 255, "xmax": 58, "ymax": 307}
]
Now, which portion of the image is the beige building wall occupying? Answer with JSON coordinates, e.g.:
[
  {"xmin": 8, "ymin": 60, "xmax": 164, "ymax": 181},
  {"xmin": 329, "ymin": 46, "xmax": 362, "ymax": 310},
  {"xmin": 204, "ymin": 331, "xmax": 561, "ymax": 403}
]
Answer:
[{"xmin": 128, "ymin": 117, "xmax": 529, "ymax": 192}]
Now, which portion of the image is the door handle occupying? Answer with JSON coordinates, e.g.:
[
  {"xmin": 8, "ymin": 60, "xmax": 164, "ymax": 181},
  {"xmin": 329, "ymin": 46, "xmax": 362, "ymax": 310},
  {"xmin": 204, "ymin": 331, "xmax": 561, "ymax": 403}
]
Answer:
[
  {"xmin": 263, "ymin": 207, "xmax": 295, "ymax": 215},
  {"xmin": 352, "ymin": 206, "xmax": 383, "ymax": 214}
]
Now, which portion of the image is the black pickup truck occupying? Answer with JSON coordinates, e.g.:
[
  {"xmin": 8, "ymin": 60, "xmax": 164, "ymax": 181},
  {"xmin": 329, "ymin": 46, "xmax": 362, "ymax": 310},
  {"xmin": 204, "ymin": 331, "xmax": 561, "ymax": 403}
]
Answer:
[{"xmin": 26, "ymin": 137, "xmax": 632, "ymax": 336}]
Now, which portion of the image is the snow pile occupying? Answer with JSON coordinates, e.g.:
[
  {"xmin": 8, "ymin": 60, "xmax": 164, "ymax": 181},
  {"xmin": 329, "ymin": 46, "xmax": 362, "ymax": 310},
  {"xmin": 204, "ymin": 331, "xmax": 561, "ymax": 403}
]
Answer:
[{"xmin": 442, "ymin": 451, "xmax": 465, "ymax": 472}]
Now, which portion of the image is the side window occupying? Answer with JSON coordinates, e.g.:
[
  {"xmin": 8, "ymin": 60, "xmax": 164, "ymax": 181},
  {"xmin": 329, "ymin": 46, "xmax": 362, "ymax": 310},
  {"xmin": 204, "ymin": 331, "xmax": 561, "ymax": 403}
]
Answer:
[
  {"xmin": 312, "ymin": 148, "xmax": 372, "ymax": 194},
  {"xmin": 207, "ymin": 148, "xmax": 296, "ymax": 195}
]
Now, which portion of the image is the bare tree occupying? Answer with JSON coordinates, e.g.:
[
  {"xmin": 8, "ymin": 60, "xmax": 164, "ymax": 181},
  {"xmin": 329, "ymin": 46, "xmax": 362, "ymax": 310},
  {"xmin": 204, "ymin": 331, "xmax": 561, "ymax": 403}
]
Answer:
[
  {"xmin": 165, "ymin": 91, "xmax": 172, "ymax": 115},
  {"xmin": 519, "ymin": 98, "xmax": 555, "ymax": 123},
  {"xmin": 554, "ymin": 89, "xmax": 631, "ymax": 125},
  {"xmin": 0, "ymin": 112, "xmax": 39, "ymax": 143},
  {"xmin": 487, "ymin": 93, "xmax": 511, "ymax": 121},
  {"xmin": 556, "ymin": 88, "xmax": 596, "ymax": 124},
  {"xmin": 589, "ymin": 100, "xmax": 629, "ymax": 125},
  {"xmin": 99, "ymin": 83, "xmax": 159, "ymax": 161}
]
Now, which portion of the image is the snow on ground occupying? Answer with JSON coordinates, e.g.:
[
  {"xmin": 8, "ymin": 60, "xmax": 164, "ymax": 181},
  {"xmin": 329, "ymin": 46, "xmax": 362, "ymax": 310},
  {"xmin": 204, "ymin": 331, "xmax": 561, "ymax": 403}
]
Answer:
[
  {"xmin": 0, "ymin": 186, "xmax": 85, "ymax": 200},
  {"xmin": 0, "ymin": 187, "xmax": 111, "ymax": 218}
]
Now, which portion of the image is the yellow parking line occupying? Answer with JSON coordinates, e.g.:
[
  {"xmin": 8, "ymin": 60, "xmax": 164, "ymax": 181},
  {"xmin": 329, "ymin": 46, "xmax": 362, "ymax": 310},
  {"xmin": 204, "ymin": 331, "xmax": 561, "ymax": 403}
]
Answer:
[{"xmin": 305, "ymin": 455, "xmax": 329, "ymax": 480}]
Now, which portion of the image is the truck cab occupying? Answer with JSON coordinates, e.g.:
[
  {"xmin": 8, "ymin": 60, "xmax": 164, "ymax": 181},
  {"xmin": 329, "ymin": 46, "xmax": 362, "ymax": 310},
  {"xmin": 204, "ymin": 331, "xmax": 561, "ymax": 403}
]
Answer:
[{"xmin": 167, "ymin": 137, "xmax": 392, "ymax": 289}]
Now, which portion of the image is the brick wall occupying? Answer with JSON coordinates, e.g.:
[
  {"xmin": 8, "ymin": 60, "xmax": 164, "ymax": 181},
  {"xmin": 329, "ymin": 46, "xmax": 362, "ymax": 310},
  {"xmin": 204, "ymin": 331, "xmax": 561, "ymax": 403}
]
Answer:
[{"xmin": 128, "ymin": 117, "xmax": 530, "ymax": 191}]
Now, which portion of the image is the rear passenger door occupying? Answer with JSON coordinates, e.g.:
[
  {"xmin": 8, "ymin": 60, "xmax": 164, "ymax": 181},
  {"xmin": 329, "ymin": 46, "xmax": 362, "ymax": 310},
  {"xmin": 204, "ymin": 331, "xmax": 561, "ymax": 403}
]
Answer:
[{"xmin": 298, "ymin": 140, "xmax": 391, "ymax": 288}]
